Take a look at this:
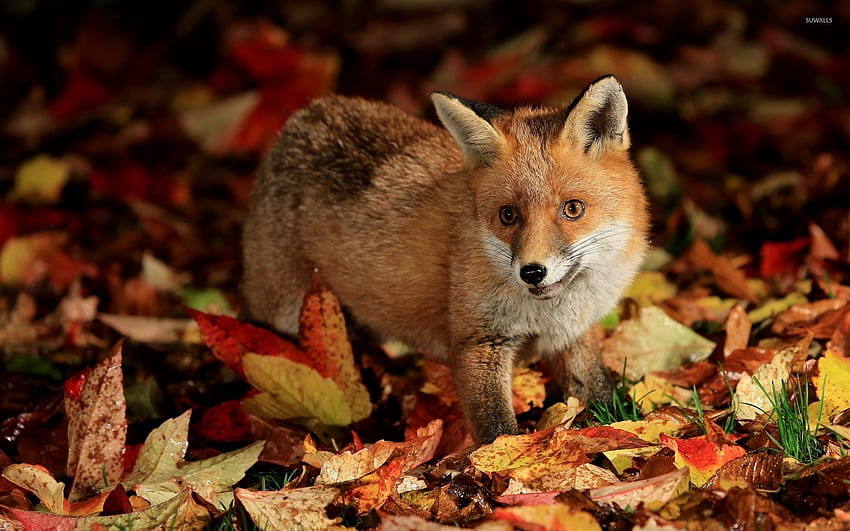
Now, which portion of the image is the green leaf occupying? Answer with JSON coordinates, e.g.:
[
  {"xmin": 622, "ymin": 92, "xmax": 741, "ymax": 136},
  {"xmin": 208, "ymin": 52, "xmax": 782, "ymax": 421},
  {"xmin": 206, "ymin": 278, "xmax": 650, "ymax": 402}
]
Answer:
[
  {"xmin": 135, "ymin": 441, "xmax": 264, "ymax": 508},
  {"xmin": 241, "ymin": 353, "xmax": 353, "ymax": 426},
  {"xmin": 123, "ymin": 410, "xmax": 191, "ymax": 489}
]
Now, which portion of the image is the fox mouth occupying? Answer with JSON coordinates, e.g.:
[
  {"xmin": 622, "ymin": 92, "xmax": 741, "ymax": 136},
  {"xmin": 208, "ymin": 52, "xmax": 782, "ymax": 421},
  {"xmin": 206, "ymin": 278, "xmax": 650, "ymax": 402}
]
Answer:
[
  {"xmin": 528, "ymin": 279, "xmax": 563, "ymax": 299},
  {"xmin": 527, "ymin": 267, "xmax": 580, "ymax": 300}
]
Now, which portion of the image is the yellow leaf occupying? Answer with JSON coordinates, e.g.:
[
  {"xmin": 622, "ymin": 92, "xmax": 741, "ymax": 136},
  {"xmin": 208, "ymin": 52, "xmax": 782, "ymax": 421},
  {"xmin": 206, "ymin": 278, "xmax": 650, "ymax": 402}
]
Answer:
[
  {"xmin": 590, "ymin": 467, "xmax": 689, "ymax": 510},
  {"xmin": 604, "ymin": 306, "xmax": 715, "ymax": 381},
  {"xmin": 512, "ymin": 368, "xmax": 546, "ymax": 414},
  {"xmin": 2, "ymin": 464, "xmax": 67, "ymax": 514},
  {"xmin": 242, "ymin": 353, "xmax": 352, "ymax": 426},
  {"xmin": 747, "ymin": 292, "xmax": 808, "ymax": 323},
  {"xmin": 10, "ymin": 154, "xmax": 69, "ymax": 204},
  {"xmin": 123, "ymin": 410, "xmax": 191, "ymax": 489},
  {"xmin": 298, "ymin": 274, "xmax": 371, "ymax": 422},
  {"xmin": 611, "ymin": 419, "xmax": 689, "ymax": 444},
  {"xmin": 661, "ymin": 434, "xmax": 746, "ymax": 487},
  {"xmin": 135, "ymin": 441, "xmax": 264, "ymax": 507},
  {"xmin": 236, "ymin": 486, "xmax": 345, "ymax": 531},
  {"xmin": 814, "ymin": 350, "xmax": 850, "ymax": 420},
  {"xmin": 630, "ymin": 373, "xmax": 692, "ymax": 414},
  {"xmin": 494, "ymin": 504, "xmax": 601, "ymax": 531},
  {"xmin": 624, "ymin": 271, "xmax": 677, "ymax": 307}
]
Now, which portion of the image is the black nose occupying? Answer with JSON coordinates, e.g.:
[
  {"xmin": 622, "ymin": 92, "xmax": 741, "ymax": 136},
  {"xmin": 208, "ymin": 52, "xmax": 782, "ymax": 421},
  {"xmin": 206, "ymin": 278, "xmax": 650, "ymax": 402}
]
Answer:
[{"xmin": 519, "ymin": 263, "xmax": 547, "ymax": 285}]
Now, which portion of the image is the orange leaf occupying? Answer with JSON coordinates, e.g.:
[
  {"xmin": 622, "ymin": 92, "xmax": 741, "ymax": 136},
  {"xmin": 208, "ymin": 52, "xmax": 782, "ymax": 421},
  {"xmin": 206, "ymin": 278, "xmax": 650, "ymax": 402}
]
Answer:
[
  {"xmin": 661, "ymin": 433, "xmax": 746, "ymax": 487},
  {"xmin": 493, "ymin": 505, "xmax": 601, "ymax": 531},
  {"xmin": 297, "ymin": 273, "xmax": 371, "ymax": 422}
]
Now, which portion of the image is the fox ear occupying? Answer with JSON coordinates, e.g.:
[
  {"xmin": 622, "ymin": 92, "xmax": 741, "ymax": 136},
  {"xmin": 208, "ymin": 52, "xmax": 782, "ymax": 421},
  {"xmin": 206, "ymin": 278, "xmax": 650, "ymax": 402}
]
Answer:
[
  {"xmin": 431, "ymin": 92, "xmax": 505, "ymax": 165},
  {"xmin": 562, "ymin": 75, "xmax": 630, "ymax": 158}
]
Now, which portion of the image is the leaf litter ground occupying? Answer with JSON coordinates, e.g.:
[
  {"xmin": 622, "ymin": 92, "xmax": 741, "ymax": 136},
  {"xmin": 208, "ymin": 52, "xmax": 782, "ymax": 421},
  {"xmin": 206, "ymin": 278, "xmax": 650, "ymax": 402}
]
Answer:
[{"xmin": 0, "ymin": 0, "xmax": 849, "ymax": 529}]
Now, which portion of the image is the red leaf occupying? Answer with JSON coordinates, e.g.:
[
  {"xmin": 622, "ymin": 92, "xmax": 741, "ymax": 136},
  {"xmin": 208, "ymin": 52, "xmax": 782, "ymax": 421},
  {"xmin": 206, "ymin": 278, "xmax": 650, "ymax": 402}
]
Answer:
[
  {"xmin": 64, "ymin": 368, "xmax": 90, "ymax": 402},
  {"xmin": 187, "ymin": 308, "xmax": 301, "ymax": 377},
  {"xmin": 198, "ymin": 400, "xmax": 252, "ymax": 443},
  {"xmin": 760, "ymin": 237, "xmax": 809, "ymax": 278}
]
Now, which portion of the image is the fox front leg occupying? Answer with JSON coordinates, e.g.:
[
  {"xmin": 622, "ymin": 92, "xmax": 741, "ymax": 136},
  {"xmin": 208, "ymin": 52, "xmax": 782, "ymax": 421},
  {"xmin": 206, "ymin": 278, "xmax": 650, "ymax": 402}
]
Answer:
[
  {"xmin": 452, "ymin": 335, "xmax": 519, "ymax": 444},
  {"xmin": 546, "ymin": 328, "xmax": 614, "ymax": 405}
]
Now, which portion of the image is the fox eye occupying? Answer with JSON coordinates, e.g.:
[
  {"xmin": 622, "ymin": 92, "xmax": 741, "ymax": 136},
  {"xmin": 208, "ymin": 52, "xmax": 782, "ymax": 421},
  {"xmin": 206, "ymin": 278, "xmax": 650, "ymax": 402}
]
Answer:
[
  {"xmin": 563, "ymin": 199, "xmax": 586, "ymax": 220},
  {"xmin": 498, "ymin": 205, "xmax": 519, "ymax": 226}
]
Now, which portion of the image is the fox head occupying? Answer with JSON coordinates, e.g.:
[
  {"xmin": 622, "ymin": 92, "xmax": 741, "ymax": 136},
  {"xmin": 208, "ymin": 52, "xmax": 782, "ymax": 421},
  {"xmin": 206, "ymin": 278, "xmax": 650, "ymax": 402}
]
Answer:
[{"xmin": 431, "ymin": 76, "xmax": 648, "ymax": 300}]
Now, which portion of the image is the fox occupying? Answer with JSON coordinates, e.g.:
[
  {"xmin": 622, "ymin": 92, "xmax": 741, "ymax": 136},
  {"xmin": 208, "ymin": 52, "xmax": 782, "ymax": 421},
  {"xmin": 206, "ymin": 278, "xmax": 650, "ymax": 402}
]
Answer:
[{"xmin": 241, "ymin": 75, "xmax": 649, "ymax": 444}]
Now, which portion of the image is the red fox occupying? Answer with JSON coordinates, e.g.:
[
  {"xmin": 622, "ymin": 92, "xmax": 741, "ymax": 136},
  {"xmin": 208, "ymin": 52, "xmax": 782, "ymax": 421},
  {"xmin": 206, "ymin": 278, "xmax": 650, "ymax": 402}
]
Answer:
[{"xmin": 242, "ymin": 75, "xmax": 649, "ymax": 443}]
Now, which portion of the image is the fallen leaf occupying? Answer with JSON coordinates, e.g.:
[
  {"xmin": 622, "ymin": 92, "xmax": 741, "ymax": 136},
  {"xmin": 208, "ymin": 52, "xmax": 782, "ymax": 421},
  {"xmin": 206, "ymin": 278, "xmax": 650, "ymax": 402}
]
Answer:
[
  {"xmin": 236, "ymin": 485, "xmax": 344, "ymax": 531},
  {"xmin": 604, "ymin": 306, "xmax": 716, "ymax": 381},
  {"xmin": 187, "ymin": 308, "xmax": 301, "ymax": 377},
  {"xmin": 814, "ymin": 349, "xmax": 850, "ymax": 420},
  {"xmin": 500, "ymin": 463, "xmax": 619, "ymax": 494},
  {"xmin": 724, "ymin": 304, "xmax": 751, "ymax": 357},
  {"xmin": 9, "ymin": 155, "xmax": 70, "ymax": 205},
  {"xmin": 589, "ymin": 467, "xmax": 689, "ymax": 509},
  {"xmin": 685, "ymin": 238, "xmax": 759, "ymax": 303},
  {"xmin": 703, "ymin": 451, "xmax": 782, "ymax": 490},
  {"xmin": 134, "ymin": 441, "xmax": 264, "ymax": 507},
  {"xmin": 298, "ymin": 273, "xmax": 371, "ymax": 422},
  {"xmin": 1, "ymin": 463, "xmax": 67, "ymax": 514},
  {"xmin": 242, "ymin": 353, "xmax": 353, "ymax": 426},
  {"xmin": 123, "ymin": 411, "xmax": 191, "ymax": 489},
  {"xmin": 66, "ymin": 339, "xmax": 127, "ymax": 501},
  {"xmin": 470, "ymin": 426, "xmax": 647, "ymax": 489},
  {"xmin": 661, "ymin": 433, "xmax": 747, "ymax": 487},
  {"xmin": 493, "ymin": 504, "xmax": 601, "ymax": 531},
  {"xmin": 248, "ymin": 416, "xmax": 307, "ymax": 467},
  {"xmin": 624, "ymin": 271, "xmax": 678, "ymax": 307},
  {"xmin": 734, "ymin": 336, "xmax": 811, "ymax": 421},
  {"xmin": 98, "ymin": 314, "xmax": 192, "ymax": 343},
  {"xmin": 7, "ymin": 488, "xmax": 194, "ymax": 530},
  {"xmin": 512, "ymin": 368, "xmax": 546, "ymax": 414}
]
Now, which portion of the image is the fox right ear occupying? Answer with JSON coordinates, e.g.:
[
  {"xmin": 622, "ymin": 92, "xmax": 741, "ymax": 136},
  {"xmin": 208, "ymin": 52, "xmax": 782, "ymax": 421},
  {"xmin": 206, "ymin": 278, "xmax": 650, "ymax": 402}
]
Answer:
[{"xmin": 431, "ymin": 92, "xmax": 505, "ymax": 166}]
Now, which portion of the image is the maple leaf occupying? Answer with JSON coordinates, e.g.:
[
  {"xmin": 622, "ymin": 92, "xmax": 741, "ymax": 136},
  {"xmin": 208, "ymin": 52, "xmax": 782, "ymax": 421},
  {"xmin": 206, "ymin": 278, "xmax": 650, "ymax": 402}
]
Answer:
[
  {"xmin": 242, "ymin": 354, "xmax": 353, "ymax": 426},
  {"xmin": 187, "ymin": 308, "xmax": 301, "ymax": 377},
  {"xmin": 124, "ymin": 410, "xmax": 264, "ymax": 508},
  {"xmin": 65, "ymin": 339, "xmax": 127, "ymax": 502},
  {"xmin": 6, "ymin": 489, "xmax": 199, "ymax": 530}
]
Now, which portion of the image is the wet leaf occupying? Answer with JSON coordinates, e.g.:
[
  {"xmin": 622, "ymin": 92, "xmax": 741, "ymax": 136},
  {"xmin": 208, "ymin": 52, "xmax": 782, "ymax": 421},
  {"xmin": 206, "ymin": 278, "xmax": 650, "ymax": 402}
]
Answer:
[
  {"xmin": 235, "ymin": 485, "xmax": 344, "ymax": 531},
  {"xmin": 65, "ymin": 340, "xmax": 127, "ymax": 502}
]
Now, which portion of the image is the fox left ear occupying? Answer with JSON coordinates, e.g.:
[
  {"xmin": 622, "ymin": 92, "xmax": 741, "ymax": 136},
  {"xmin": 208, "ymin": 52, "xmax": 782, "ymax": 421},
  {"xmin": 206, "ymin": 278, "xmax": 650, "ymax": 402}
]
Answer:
[
  {"xmin": 562, "ymin": 75, "xmax": 630, "ymax": 158},
  {"xmin": 431, "ymin": 91, "xmax": 506, "ymax": 166}
]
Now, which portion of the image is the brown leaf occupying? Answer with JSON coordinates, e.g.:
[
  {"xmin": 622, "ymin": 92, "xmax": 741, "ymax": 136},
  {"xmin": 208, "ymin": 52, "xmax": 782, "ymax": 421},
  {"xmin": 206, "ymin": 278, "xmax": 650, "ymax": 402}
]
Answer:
[
  {"xmin": 703, "ymin": 451, "xmax": 782, "ymax": 491},
  {"xmin": 65, "ymin": 339, "xmax": 127, "ymax": 502},
  {"xmin": 685, "ymin": 238, "xmax": 759, "ymax": 303},
  {"xmin": 248, "ymin": 416, "xmax": 307, "ymax": 467}
]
